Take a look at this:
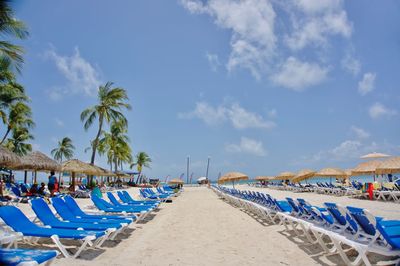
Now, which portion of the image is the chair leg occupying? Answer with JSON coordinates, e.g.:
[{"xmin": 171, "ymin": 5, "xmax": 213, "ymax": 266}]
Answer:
[
  {"xmin": 331, "ymin": 238, "xmax": 370, "ymax": 266},
  {"xmin": 51, "ymin": 235, "xmax": 71, "ymax": 258}
]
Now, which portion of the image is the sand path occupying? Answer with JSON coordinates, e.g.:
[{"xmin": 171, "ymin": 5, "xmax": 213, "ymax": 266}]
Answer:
[{"xmin": 54, "ymin": 187, "xmax": 331, "ymax": 265}]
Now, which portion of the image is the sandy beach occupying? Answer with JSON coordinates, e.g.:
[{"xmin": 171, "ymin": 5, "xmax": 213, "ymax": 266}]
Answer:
[{"xmin": 13, "ymin": 185, "xmax": 399, "ymax": 265}]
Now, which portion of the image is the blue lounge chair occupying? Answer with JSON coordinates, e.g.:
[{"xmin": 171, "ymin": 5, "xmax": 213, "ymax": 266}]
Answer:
[
  {"xmin": 63, "ymin": 195, "xmax": 135, "ymax": 223},
  {"xmin": 107, "ymin": 192, "xmax": 155, "ymax": 210},
  {"xmin": 0, "ymin": 248, "xmax": 59, "ymax": 266},
  {"xmin": 91, "ymin": 195, "xmax": 148, "ymax": 218},
  {"xmin": 118, "ymin": 191, "xmax": 159, "ymax": 207},
  {"xmin": 30, "ymin": 198, "xmax": 122, "ymax": 240},
  {"xmin": 0, "ymin": 206, "xmax": 106, "ymax": 258},
  {"xmin": 51, "ymin": 197, "xmax": 133, "ymax": 225}
]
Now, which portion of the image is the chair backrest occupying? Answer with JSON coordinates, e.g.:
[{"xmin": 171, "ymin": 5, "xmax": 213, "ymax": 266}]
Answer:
[
  {"xmin": 51, "ymin": 197, "xmax": 76, "ymax": 220},
  {"xmin": 285, "ymin": 197, "xmax": 300, "ymax": 215},
  {"xmin": 30, "ymin": 198, "xmax": 60, "ymax": 225},
  {"xmin": 92, "ymin": 195, "xmax": 114, "ymax": 209},
  {"xmin": 107, "ymin": 192, "xmax": 121, "ymax": 206},
  {"xmin": 11, "ymin": 187, "xmax": 21, "ymax": 197},
  {"xmin": 117, "ymin": 191, "xmax": 128, "ymax": 203},
  {"xmin": 324, "ymin": 202, "xmax": 347, "ymax": 226},
  {"xmin": 64, "ymin": 196, "xmax": 86, "ymax": 217},
  {"xmin": 20, "ymin": 184, "xmax": 29, "ymax": 193},
  {"xmin": 122, "ymin": 191, "xmax": 135, "ymax": 201},
  {"xmin": 347, "ymin": 206, "xmax": 377, "ymax": 236},
  {"xmin": 0, "ymin": 206, "xmax": 38, "ymax": 231}
]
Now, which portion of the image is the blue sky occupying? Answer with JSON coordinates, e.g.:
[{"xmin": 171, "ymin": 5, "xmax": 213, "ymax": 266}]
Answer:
[{"xmin": 7, "ymin": 0, "xmax": 400, "ymax": 181}]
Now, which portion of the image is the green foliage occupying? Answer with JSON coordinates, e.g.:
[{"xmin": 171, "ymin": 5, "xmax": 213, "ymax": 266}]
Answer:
[
  {"xmin": 51, "ymin": 137, "xmax": 75, "ymax": 162},
  {"xmin": 0, "ymin": 0, "xmax": 29, "ymax": 72},
  {"xmin": 4, "ymin": 126, "xmax": 33, "ymax": 156}
]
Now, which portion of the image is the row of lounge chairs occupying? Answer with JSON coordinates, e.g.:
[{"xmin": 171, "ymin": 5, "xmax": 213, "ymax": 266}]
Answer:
[
  {"xmin": 212, "ymin": 185, "xmax": 400, "ymax": 266},
  {"xmin": 0, "ymin": 186, "xmax": 179, "ymax": 265},
  {"xmin": 268, "ymin": 180, "xmax": 400, "ymax": 202}
]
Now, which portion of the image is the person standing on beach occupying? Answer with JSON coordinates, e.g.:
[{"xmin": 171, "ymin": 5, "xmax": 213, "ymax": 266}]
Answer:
[{"xmin": 48, "ymin": 171, "xmax": 58, "ymax": 197}]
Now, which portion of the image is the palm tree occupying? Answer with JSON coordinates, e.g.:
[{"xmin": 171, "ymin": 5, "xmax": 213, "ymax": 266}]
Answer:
[
  {"xmin": 81, "ymin": 82, "xmax": 131, "ymax": 185},
  {"xmin": 0, "ymin": 72, "xmax": 27, "ymax": 126},
  {"xmin": 51, "ymin": 137, "xmax": 75, "ymax": 163},
  {"xmin": 4, "ymin": 126, "xmax": 32, "ymax": 156},
  {"xmin": 130, "ymin": 152, "xmax": 151, "ymax": 184},
  {"xmin": 0, "ymin": 101, "xmax": 34, "ymax": 144},
  {"xmin": 0, "ymin": 0, "xmax": 29, "ymax": 72},
  {"xmin": 51, "ymin": 137, "xmax": 75, "ymax": 185},
  {"xmin": 98, "ymin": 120, "xmax": 131, "ymax": 172},
  {"xmin": 81, "ymin": 82, "xmax": 131, "ymax": 164}
]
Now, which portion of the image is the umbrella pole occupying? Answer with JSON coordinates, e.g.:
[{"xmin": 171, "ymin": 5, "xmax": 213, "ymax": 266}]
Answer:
[
  {"xmin": 232, "ymin": 180, "xmax": 235, "ymax": 188},
  {"xmin": 72, "ymin": 172, "xmax": 76, "ymax": 192},
  {"xmin": 24, "ymin": 171, "xmax": 27, "ymax": 184}
]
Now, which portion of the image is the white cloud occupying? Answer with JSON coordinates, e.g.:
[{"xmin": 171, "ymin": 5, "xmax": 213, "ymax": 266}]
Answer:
[
  {"xmin": 271, "ymin": 57, "xmax": 329, "ymax": 91},
  {"xmin": 45, "ymin": 47, "xmax": 102, "ymax": 99},
  {"xmin": 178, "ymin": 102, "xmax": 226, "ymax": 126},
  {"xmin": 294, "ymin": 0, "xmax": 342, "ymax": 14},
  {"xmin": 178, "ymin": 101, "xmax": 275, "ymax": 129},
  {"xmin": 358, "ymin": 72, "xmax": 376, "ymax": 95},
  {"xmin": 227, "ymin": 103, "xmax": 275, "ymax": 129},
  {"xmin": 225, "ymin": 137, "xmax": 266, "ymax": 156},
  {"xmin": 294, "ymin": 138, "xmax": 400, "ymax": 165},
  {"xmin": 180, "ymin": 0, "xmax": 353, "ymax": 90},
  {"xmin": 205, "ymin": 52, "xmax": 221, "ymax": 72},
  {"xmin": 54, "ymin": 118, "xmax": 64, "ymax": 127},
  {"xmin": 46, "ymin": 87, "xmax": 65, "ymax": 102},
  {"xmin": 369, "ymin": 102, "xmax": 397, "ymax": 119},
  {"xmin": 285, "ymin": 1, "xmax": 352, "ymax": 50},
  {"xmin": 181, "ymin": 0, "xmax": 276, "ymax": 80},
  {"xmin": 350, "ymin": 126, "xmax": 370, "ymax": 140},
  {"xmin": 341, "ymin": 54, "xmax": 361, "ymax": 76}
]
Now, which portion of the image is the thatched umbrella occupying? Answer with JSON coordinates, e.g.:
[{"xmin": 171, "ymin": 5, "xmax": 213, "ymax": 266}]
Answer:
[
  {"xmin": 62, "ymin": 159, "xmax": 104, "ymax": 191},
  {"xmin": 352, "ymin": 160, "xmax": 382, "ymax": 176},
  {"xmin": 220, "ymin": 172, "xmax": 248, "ymax": 187},
  {"xmin": 292, "ymin": 169, "xmax": 315, "ymax": 183},
  {"xmin": 315, "ymin": 168, "xmax": 347, "ymax": 183},
  {"xmin": 274, "ymin": 171, "xmax": 295, "ymax": 181},
  {"xmin": 218, "ymin": 175, "xmax": 229, "ymax": 184},
  {"xmin": 360, "ymin": 152, "xmax": 390, "ymax": 159},
  {"xmin": 0, "ymin": 146, "xmax": 21, "ymax": 168},
  {"xmin": 168, "ymin": 178, "xmax": 184, "ymax": 185},
  {"xmin": 376, "ymin": 157, "xmax": 400, "ymax": 175},
  {"xmin": 15, "ymin": 151, "xmax": 61, "ymax": 171},
  {"xmin": 13, "ymin": 151, "xmax": 61, "ymax": 183},
  {"xmin": 344, "ymin": 169, "xmax": 353, "ymax": 177}
]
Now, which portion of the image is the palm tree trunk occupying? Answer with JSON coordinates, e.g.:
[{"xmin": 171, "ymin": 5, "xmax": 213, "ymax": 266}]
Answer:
[
  {"xmin": 89, "ymin": 115, "xmax": 104, "ymax": 187},
  {"xmin": 0, "ymin": 127, "xmax": 11, "ymax": 145},
  {"xmin": 136, "ymin": 170, "xmax": 142, "ymax": 184},
  {"xmin": 58, "ymin": 155, "xmax": 63, "ymax": 185}
]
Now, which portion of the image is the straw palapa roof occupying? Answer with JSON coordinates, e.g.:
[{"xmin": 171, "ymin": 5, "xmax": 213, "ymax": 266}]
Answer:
[
  {"xmin": 274, "ymin": 171, "xmax": 295, "ymax": 180},
  {"xmin": 62, "ymin": 159, "xmax": 103, "ymax": 175},
  {"xmin": 0, "ymin": 146, "xmax": 21, "ymax": 167},
  {"xmin": 315, "ymin": 168, "xmax": 347, "ymax": 178},
  {"xmin": 352, "ymin": 160, "xmax": 382, "ymax": 176},
  {"xmin": 221, "ymin": 172, "xmax": 248, "ymax": 181},
  {"xmin": 168, "ymin": 178, "xmax": 184, "ymax": 184},
  {"xmin": 292, "ymin": 169, "xmax": 316, "ymax": 183},
  {"xmin": 14, "ymin": 151, "xmax": 61, "ymax": 171},
  {"xmin": 376, "ymin": 157, "xmax": 400, "ymax": 174}
]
